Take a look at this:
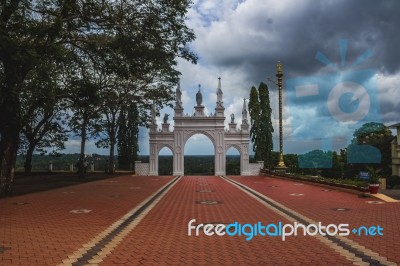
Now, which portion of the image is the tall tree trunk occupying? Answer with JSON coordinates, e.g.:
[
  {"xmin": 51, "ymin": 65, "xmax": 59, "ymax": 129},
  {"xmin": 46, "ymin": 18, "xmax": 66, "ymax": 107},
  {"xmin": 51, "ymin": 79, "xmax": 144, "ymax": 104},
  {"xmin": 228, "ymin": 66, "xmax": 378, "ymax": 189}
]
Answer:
[
  {"xmin": 0, "ymin": 133, "xmax": 19, "ymax": 196},
  {"xmin": 78, "ymin": 116, "xmax": 87, "ymax": 179},
  {"xmin": 24, "ymin": 144, "xmax": 35, "ymax": 174},
  {"xmin": 0, "ymin": 87, "xmax": 21, "ymax": 196},
  {"xmin": 109, "ymin": 138, "xmax": 115, "ymax": 174},
  {"xmin": 108, "ymin": 120, "xmax": 116, "ymax": 174}
]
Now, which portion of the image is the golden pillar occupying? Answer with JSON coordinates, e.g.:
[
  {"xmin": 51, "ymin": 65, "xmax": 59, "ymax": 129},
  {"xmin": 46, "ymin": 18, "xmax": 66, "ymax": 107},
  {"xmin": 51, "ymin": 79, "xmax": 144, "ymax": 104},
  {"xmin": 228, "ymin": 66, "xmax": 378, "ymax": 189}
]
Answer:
[{"xmin": 276, "ymin": 61, "xmax": 287, "ymax": 169}]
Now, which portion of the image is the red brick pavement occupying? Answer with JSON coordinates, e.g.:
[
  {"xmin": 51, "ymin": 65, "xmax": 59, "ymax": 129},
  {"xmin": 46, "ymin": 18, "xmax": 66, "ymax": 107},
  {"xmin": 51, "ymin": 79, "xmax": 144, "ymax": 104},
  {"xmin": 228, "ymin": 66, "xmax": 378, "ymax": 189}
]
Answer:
[
  {"xmin": 100, "ymin": 176, "xmax": 353, "ymax": 265},
  {"xmin": 0, "ymin": 175, "xmax": 173, "ymax": 266},
  {"xmin": 231, "ymin": 175, "xmax": 400, "ymax": 264},
  {"xmin": 2, "ymin": 174, "xmax": 398, "ymax": 265}
]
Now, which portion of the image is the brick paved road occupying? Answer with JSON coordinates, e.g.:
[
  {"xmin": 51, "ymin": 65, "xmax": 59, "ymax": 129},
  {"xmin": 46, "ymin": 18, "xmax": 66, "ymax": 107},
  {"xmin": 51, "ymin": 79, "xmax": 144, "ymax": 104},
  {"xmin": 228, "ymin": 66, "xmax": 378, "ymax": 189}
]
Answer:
[
  {"xmin": 1, "ymin": 175, "xmax": 399, "ymax": 265},
  {"xmin": 231, "ymin": 175, "xmax": 400, "ymax": 264},
  {"xmin": 100, "ymin": 176, "xmax": 354, "ymax": 266},
  {"xmin": 0, "ymin": 175, "xmax": 173, "ymax": 266}
]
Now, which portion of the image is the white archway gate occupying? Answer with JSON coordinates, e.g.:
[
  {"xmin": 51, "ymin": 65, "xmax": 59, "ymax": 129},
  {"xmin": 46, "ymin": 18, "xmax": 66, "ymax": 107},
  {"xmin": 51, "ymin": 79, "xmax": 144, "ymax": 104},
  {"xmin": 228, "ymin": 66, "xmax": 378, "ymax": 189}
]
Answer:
[{"xmin": 138, "ymin": 78, "xmax": 263, "ymax": 176}]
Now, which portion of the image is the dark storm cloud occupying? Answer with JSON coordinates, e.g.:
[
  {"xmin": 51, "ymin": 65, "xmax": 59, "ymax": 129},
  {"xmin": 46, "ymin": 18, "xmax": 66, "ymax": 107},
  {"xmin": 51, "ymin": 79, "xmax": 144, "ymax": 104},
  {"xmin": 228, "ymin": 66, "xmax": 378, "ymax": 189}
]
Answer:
[{"xmin": 194, "ymin": 0, "xmax": 400, "ymax": 83}]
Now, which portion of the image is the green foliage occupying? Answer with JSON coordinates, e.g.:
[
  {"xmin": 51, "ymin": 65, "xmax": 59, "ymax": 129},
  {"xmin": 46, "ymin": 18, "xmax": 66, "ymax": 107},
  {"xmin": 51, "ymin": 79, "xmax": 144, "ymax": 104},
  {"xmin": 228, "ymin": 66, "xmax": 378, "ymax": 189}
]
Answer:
[
  {"xmin": 285, "ymin": 173, "xmax": 369, "ymax": 188},
  {"xmin": 350, "ymin": 122, "xmax": 393, "ymax": 174},
  {"xmin": 249, "ymin": 86, "xmax": 260, "ymax": 155},
  {"xmin": 118, "ymin": 103, "xmax": 140, "ymax": 170},
  {"xmin": 298, "ymin": 150, "xmax": 333, "ymax": 169},
  {"xmin": 158, "ymin": 156, "xmax": 173, "ymax": 175},
  {"xmin": 249, "ymin": 83, "xmax": 274, "ymax": 168},
  {"xmin": 1, "ymin": 0, "xmax": 197, "ymax": 189},
  {"xmin": 226, "ymin": 155, "xmax": 240, "ymax": 175},
  {"xmin": 366, "ymin": 165, "xmax": 381, "ymax": 184},
  {"xmin": 257, "ymin": 82, "xmax": 274, "ymax": 168},
  {"xmin": 18, "ymin": 60, "xmax": 69, "ymax": 173}
]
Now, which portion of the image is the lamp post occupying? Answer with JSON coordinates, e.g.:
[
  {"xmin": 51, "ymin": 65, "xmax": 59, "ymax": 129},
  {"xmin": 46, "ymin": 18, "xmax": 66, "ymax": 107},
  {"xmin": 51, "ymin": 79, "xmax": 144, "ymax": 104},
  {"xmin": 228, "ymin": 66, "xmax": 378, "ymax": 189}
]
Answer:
[
  {"xmin": 276, "ymin": 61, "xmax": 286, "ymax": 169},
  {"xmin": 268, "ymin": 61, "xmax": 287, "ymax": 171}
]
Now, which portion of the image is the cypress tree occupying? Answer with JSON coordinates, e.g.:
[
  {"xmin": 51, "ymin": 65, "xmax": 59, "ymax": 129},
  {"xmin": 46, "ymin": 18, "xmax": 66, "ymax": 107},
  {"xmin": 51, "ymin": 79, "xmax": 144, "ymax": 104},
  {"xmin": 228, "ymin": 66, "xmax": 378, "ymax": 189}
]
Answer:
[
  {"xmin": 258, "ymin": 82, "xmax": 274, "ymax": 168},
  {"xmin": 249, "ymin": 86, "xmax": 261, "ymax": 160}
]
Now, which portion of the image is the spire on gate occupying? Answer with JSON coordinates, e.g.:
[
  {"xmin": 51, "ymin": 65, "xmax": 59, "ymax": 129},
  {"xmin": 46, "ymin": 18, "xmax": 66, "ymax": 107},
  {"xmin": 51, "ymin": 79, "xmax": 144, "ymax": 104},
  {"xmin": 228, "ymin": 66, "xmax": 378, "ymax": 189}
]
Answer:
[
  {"xmin": 174, "ymin": 79, "xmax": 184, "ymax": 117},
  {"xmin": 216, "ymin": 77, "xmax": 223, "ymax": 108},
  {"xmin": 175, "ymin": 79, "xmax": 183, "ymax": 108},
  {"xmin": 215, "ymin": 77, "xmax": 225, "ymax": 117},
  {"xmin": 241, "ymin": 98, "xmax": 249, "ymax": 131},
  {"xmin": 242, "ymin": 98, "xmax": 248, "ymax": 124},
  {"xmin": 150, "ymin": 101, "xmax": 158, "ymax": 132}
]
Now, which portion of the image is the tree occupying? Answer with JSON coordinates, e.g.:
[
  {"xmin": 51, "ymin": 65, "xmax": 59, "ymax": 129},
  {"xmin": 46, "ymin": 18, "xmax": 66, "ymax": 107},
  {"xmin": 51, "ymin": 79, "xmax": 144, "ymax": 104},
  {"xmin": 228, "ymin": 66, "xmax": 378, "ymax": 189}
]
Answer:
[
  {"xmin": 94, "ymin": 83, "xmax": 121, "ymax": 174},
  {"xmin": 257, "ymin": 82, "xmax": 274, "ymax": 168},
  {"xmin": 348, "ymin": 122, "xmax": 393, "ymax": 175},
  {"xmin": 117, "ymin": 103, "xmax": 140, "ymax": 170},
  {"xmin": 0, "ymin": 0, "xmax": 197, "ymax": 195},
  {"xmin": 19, "ymin": 61, "xmax": 68, "ymax": 174},
  {"xmin": 67, "ymin": 67, "xmax": 102, "ymax": 178},
  {"xmin": 249, "ymin": 86, "xmax": 260, "ymax": 159},
  {"xmin": 298, "ymin": 149, "xmax": 333, "ymax": 175},
  {"xmin": 0, "ymin": 0, "xmax": 68, "ymax": 194}
]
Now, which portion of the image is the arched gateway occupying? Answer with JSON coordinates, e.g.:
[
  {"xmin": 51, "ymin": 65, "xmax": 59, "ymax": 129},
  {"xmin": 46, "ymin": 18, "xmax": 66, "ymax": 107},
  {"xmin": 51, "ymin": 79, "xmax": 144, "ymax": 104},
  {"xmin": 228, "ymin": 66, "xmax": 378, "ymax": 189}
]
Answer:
[{"xmin": 136, "ymin": 78, "xmax": 263, "ymax": 176}]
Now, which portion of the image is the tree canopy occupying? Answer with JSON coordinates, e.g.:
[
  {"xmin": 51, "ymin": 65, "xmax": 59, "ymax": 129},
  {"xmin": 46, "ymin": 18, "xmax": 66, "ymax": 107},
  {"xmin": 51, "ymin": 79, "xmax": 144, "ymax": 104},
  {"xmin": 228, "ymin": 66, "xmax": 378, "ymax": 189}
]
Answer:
[
  {"xmin": 0, "ymin": 0, "xmax": 197, "ymax": 194},
  {"xmin": 248, "ymin": 82, "xmax": 274, "ymax": 168}
]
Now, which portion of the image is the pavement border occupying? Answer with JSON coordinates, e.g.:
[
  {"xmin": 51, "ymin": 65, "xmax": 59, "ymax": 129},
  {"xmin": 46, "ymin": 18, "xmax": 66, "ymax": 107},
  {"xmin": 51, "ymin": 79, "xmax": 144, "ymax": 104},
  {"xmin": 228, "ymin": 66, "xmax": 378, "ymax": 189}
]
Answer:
[
  {"xmin": 370, "ymin": 193, "xmax": 400, "ymax": 203},
  {"xmin": 57, "ymin": 175, "xmax": 182, "ymax": 266}
]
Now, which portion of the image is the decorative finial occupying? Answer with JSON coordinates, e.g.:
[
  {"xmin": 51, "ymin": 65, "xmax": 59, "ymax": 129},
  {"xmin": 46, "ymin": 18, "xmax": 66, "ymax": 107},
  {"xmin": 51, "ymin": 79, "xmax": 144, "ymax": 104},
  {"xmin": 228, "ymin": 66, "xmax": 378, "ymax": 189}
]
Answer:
[
  {"xmin": 151, "ymin": 101, "xmax": 156, "ymax": 124},
  {"xmin": 196, "ymin": 84, "xmax": 203, "ymax": 106},
  {"xmin": 216, "ymin": 77, "xmax": 223, "ymax": 104},
  {"xmin": 242, "ymin": 98, "xmax": 248, "ymax": 122},
  {"xmin": 276, "ymin": 61, "xmax": 283, "ymax": 76},
  {"xmin": 175, "ymin": 79, "xmax": 182, "ymax": 107}
]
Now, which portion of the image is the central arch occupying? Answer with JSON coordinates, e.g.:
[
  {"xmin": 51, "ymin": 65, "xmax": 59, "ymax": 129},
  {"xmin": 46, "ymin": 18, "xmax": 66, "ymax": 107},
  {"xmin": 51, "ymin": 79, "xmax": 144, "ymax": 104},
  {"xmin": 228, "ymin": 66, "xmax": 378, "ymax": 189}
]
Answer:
[
  {"xmin": 184, "ymin": 133, "xmax": 215, "ymax": 175},
  {"xmin": 145, "ymin": 78, "xmax": 260, "ymax": 176}
]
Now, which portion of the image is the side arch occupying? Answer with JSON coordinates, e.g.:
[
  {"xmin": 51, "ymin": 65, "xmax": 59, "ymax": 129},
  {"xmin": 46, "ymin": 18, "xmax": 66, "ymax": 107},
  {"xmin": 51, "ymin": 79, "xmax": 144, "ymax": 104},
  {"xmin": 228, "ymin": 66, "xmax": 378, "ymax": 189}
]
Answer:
[
  {"xmin": 157, "ymin": 143, "xmax": 174, "ymax": 155},
  {"xmin": 158, "ymin": 145, "xmax": 173, "ymax": 175},
  {"xmin": 225, "ymin": 143, "xmax": 242, "ymax": 155}
]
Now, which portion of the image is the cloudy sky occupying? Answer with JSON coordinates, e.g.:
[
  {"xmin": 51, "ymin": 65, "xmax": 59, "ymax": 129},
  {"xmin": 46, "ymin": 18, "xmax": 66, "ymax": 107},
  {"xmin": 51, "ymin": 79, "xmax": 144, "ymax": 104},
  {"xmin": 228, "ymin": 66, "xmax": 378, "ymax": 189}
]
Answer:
[{"xmin": 67, "ymin": 0, "xmax": 400, "ymax": 156}]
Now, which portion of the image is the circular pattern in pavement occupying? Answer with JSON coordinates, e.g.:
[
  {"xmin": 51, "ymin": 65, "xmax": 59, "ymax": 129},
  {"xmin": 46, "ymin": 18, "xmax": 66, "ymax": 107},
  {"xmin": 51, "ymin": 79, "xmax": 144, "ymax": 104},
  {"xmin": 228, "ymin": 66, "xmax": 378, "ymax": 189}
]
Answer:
[
  {"xmin": 366, "ymin": 201, "xmax": 384, "ymax": 204},
  {"xmin": 13, "ymin": 202, "xmax": 29, "ymax": 205},
  {"xmin": 70, "ymin": 209, "xmax": 92, "ymax": 214},
  {"xmin": 196, "ymin": 200, "xmax": 222, "ymax": 205},
  {"xmin": 331, "ymin": 208, "xmax": 351, "ymax": 211}
]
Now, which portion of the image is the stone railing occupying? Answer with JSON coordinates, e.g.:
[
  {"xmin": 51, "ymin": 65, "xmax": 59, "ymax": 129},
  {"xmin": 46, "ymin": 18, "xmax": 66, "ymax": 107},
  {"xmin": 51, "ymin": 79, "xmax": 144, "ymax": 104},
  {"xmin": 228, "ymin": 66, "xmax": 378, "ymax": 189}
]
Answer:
[
  {"xmin": 248, "ymin": 161, "xmax": 264, "ymax": 175},
  {"xmin": 134, "ymin": 161, "xmax": 150, "ymax": 176}
]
